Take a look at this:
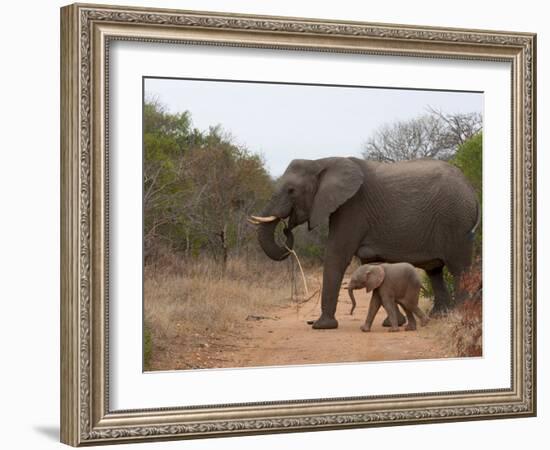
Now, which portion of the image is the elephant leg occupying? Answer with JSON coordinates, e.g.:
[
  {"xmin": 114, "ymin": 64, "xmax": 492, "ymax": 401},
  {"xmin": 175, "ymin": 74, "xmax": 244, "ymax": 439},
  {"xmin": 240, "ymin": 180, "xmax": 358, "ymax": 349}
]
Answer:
[
  {"xmin": 361, "ymin": 291, "xmax": 381, "ymax": 332},
  {"xmin": 427, "ymin": 266, "xmax": 452, "ymax": 315},
  {"xmin": 312, "ymin": 259, "xmax": 350, "ymax": 329},
  {"xmin": 401, "ymin": 287, "xmax": 427, "ymax": 329},
  {"xmin": 403, "ymin": 307, "xmax": 417, "ymax": 331},
  {"xmin": 381, "ymin": 305, "xmax": 406, "ymax": 327},
  {"xmin": 380, "ymin": 294, "xmax": 400, "ymax": 332},
  {"xmin": 312, "ymin": 214, "xmax": 362, "ymax": 330}
]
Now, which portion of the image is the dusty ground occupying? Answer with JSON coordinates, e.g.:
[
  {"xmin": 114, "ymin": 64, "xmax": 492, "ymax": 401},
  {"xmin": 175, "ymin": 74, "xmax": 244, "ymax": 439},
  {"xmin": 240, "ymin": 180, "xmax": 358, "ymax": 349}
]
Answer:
[{"xmin": 148, "ymin": 284, "xmax": 453, "ymax": 371}]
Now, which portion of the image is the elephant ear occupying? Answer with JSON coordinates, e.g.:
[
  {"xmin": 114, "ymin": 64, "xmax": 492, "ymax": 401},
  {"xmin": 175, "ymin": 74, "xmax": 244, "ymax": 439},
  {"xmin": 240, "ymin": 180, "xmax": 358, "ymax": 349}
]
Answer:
[
  {"xmin": 365, "ymin": 266, "xmax": 385, "ymax": 292},
  {"xmin": 308, "ymin": 158, "xmax": 363, "ymax": 229}
]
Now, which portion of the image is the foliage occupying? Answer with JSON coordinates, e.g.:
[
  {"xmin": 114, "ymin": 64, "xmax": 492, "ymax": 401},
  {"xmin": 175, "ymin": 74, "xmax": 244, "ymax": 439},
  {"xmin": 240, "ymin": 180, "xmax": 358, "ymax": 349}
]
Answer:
[
  {"xmin": 451, "ymin": 132, "xmax": 483, "ymax": 256},
  {"xmin": 450, "ymin": 298, "xmax": 483, "ymax": 357},
  {"xmin": 144, "ymin": 99, "xmax": 274, "ymax": 267},
  {"xmin": 421, "ymin": 267, "xmax": 455, "ymax": 300},
  {"xmin": 143, "ymin": 323, "xmax": 153, "ymax": 371},
  {"xmin": 459, "ymin": 256, "xmax": 482, "ymax": 300},
  {"xmin": 449, "ymin": 258, "xmax": 482, "ymax": 357},
  {"xmin": 451, "ymin": 132, "xmax": 482, "ymax": 202},
  {"xmin": 362, "ymin": 109, "xmax": 482, "ymax": 162}
]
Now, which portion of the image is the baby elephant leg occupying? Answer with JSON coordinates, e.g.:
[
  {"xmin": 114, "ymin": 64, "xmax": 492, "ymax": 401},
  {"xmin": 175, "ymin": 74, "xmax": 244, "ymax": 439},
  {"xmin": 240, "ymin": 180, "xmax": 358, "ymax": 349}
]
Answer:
[
  {"xmin": 401, "ymin": 287, "xmax": 428, "ymax": 331},
  {"xmin": 412, "ymin": 305, "xmax": 429, "ymax": 327},
  {"xmin": 382, "ymin": 308, "xmax": 406, "ymax": 327},
  {"xmin": 380, "ymin": 295, "xmax": 400, "ymax": 332},
  {"xmin": 404, "ymin": 307, "xmax": 417, "ymax": 331},
  {"xmin": 361, "ymin": 291, "xmax": 381, "ymax": 332}
]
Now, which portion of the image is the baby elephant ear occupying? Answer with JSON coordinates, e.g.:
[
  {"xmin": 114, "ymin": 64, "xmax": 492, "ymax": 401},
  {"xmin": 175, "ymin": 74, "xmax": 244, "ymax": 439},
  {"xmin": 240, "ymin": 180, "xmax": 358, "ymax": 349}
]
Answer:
[{"xmin": 365, "ymin": 265, "xmax": 385, "ymax": 292}]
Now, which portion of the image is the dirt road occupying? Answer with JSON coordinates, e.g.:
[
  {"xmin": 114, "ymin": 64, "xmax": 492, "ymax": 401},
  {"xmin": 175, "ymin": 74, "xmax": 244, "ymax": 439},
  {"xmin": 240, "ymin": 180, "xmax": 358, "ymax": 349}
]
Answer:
[{"xmin": 165, "ymin": 286, "xmax": 452, "ymax": 371}]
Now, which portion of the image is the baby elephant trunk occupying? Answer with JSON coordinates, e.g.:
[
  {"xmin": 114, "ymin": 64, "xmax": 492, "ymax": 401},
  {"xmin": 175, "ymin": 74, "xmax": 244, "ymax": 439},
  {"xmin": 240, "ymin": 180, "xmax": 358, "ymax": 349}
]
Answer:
[{"xmin": 348, "ymin": 287, "xmax": 357, "ymax": 315}]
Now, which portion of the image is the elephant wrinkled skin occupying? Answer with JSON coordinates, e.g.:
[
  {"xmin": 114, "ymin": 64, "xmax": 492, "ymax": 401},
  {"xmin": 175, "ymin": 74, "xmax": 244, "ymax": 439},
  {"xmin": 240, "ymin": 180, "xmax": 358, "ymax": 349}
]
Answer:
[{"xmin": 251, "ymin": 157, "xmax": 479, "ymax": 330}]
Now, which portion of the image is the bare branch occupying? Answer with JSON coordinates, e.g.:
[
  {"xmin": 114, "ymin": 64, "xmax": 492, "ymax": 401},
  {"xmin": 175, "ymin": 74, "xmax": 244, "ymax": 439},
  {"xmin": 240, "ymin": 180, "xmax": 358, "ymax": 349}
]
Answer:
[{"xmin": 362, "ymin": 109, "xmax": 482, "ymax": 163}]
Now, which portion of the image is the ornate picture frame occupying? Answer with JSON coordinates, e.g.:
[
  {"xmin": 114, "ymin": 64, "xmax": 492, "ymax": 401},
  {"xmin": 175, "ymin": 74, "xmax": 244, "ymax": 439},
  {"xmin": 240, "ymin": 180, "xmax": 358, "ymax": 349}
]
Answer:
[{"xmin": 60, "ymin": 3, "xmax": 536, "ymax": 446}]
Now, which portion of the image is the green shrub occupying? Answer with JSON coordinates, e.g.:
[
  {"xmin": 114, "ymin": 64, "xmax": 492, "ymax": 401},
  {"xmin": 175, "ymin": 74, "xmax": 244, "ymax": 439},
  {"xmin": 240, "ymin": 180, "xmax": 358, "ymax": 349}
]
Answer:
[
  {"xmin": 143, "ymin": 323, "xmax": 153, "ymax": 371},
  {"xmin": 421, "ymin": 267, "xmax": 455, "ymax": 299},
  {"xmin": 451, "ymin": 132, "xmax": 482, "ymax": 257}
]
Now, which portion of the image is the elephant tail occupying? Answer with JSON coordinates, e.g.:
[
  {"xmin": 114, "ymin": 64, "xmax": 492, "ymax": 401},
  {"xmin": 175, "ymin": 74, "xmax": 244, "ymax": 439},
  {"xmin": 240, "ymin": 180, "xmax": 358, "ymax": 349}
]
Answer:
[{"xmin": 467, "ymin": 200, "xmax": 481, "ymax": 241}]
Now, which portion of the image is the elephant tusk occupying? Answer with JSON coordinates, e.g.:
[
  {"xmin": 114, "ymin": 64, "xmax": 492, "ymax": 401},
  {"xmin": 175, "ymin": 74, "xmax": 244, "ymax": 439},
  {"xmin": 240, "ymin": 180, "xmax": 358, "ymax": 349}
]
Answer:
[
  {"xmin": 247, "ymin": 218, "xmax": 261, "ymax": 225},
  {"xmin": 249, "ymin": 215, "xmax": 278, "ymax": 223}
]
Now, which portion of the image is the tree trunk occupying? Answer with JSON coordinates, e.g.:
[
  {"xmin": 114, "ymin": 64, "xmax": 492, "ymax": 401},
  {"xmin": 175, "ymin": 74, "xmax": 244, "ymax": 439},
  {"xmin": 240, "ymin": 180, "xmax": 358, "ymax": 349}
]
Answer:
[{"xmin": 220, "ymin": 225, "xmax": 228, "ymax": 274}]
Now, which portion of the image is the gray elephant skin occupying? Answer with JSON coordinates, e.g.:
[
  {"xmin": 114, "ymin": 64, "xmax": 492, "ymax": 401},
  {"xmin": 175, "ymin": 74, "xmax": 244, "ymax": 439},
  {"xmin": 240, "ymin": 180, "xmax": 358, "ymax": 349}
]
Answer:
[
  {"xmin": 249, "ymin": 157, "xmax": 479, "ymax": 330},
  {"xmin": 347, "ymin": 263, "xmax": 428, "ymax": 332}
]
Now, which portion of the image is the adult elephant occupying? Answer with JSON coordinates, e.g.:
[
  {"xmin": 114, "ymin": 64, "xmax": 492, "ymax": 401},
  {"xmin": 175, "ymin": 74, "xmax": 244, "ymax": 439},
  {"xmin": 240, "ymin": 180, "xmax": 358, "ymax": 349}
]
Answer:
[{"xmin": 249, "ymin": 157, "xmax": 479, "ymax": 330}]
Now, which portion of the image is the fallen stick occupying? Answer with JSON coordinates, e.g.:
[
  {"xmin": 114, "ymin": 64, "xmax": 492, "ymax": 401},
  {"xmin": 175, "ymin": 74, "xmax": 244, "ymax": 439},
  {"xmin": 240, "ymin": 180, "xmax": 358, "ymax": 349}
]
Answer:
[
  {"xmin": 246, "ymin": 315, "xmax": 280, "ymax": 321},
  {"xmin": 295, "ymin": 289, "xmax": 320, "ymax": 304}
]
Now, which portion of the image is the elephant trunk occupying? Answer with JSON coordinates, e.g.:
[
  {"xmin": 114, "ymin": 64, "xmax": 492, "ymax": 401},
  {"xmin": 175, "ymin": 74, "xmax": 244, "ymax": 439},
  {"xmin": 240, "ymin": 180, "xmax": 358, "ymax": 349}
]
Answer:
[
  {"xmin": 257, "ymin": 218, "xmax": 294, "ymax": 261},
  {"xmin": 348, "ymin": 288, "xmax": 357, "ymax": 315}
]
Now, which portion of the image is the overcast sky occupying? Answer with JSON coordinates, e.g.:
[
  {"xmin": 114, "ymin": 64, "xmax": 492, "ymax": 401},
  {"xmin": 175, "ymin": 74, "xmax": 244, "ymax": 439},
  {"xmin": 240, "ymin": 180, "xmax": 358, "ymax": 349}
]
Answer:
[{"xmin": 145, "ymin": 78, "xmax": 482, "ymax": 177}]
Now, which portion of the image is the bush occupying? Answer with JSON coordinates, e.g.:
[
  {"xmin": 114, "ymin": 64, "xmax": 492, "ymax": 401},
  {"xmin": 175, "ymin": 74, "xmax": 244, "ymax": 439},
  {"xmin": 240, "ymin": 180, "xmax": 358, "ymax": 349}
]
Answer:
[
  {"xmin": 449, "ymin": 298, "xmax": 482, "ymax": 357},
  {"xmin": 451, "ymin": 132, "xmax": 482, "ymax": 256},
  {"xmin": 451, "ymin": 133, "xmax": 482, "ymax": 199},
  {"xmin": 421, "ymin": 267, "xmax": 455, "ymax": 300},
  {"xmin": 143, "ymin": 323, "xmax": 153, "ymax": 370},
  {"xmin": 434, "ymin": 258, "xmax": 482, "ymax": 357}
]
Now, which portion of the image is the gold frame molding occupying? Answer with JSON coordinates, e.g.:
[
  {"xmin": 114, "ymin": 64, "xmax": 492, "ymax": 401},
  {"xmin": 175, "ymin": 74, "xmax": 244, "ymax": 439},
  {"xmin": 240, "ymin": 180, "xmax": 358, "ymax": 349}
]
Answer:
[{"xmin": 60, "ymin": 3, "xmax": 536, "ymax": 446}]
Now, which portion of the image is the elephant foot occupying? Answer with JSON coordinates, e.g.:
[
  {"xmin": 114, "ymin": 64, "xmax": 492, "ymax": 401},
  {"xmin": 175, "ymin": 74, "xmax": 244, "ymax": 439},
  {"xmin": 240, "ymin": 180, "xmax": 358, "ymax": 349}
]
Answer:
[
  {"xmin": 311, "ymin": 316, "xmax": 338, "ymax": 329},
  {"xmin": 388, "ymin": 327, "xmax": 400, "ymax": 332},
  {"xmin": 360, "ymin": 324, "xmax": 371, "ymax": 332},
  {"xmin": 382, "ymin": 314, "xmax": 406, "ymax": 327},
  {"xmin": 405, "ymin": 324, "xmax": 417, "ymax": 331}
]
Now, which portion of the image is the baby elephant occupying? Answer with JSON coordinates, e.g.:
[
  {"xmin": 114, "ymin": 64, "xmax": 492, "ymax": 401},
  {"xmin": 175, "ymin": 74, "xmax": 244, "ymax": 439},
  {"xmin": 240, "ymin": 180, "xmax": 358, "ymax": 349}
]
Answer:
[{"xmin": 347, "ymin": 263, "xmax": 428, "ymax": 332}]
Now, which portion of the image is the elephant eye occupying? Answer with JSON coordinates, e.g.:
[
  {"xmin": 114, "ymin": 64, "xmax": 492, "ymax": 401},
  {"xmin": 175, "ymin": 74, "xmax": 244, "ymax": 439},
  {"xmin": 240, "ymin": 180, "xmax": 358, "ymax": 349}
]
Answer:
[{"xmin": 287, "ymin": 187, "xmax": 295, "ymax": 195}]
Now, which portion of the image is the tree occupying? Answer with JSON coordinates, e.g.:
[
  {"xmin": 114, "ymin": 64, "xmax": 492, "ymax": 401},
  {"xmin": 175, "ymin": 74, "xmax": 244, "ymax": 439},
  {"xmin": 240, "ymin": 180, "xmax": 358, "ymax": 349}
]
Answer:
[
  {"xmin": 177, "ymin": 130, "xmax": 273, "ymax": 265},
  {"xmin": 451, "ymin": 132, "xmax": 483, "ymax": 256},
  {"xmin": 143, "ymin": 99, "xmax": 199, "ymax": 258},
  {"xmin": 428, "ymin": 107, "xmax": 483, "ymax": 146},
  {"xmin": 143, "ymin": 100, "xmax": 274, "ymax": 268},
  {"xmin": 362, "ymin": 110, "xmax": 482, "ymax": 162},
  {"xmin": 451, "ymin": 132, "xmax": 482, "ymax": 202}
]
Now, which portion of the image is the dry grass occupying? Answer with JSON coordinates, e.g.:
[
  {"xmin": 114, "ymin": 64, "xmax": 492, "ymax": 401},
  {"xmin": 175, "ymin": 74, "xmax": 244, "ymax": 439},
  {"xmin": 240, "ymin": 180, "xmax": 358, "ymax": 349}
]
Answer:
[
  {"xmin": 429, "ymin": 261, "xmax": 483, "ymax": 358},
  {"xmin": 144, "ymin": 253, "xmax": 320, "ymax": 370},
  {"xmin": 431, "ymin": 300, "xmax": 482, "ymax": 357},
  {"xmin": 418, "ymin": 295, "xmax": 433, "ymax": 315},
  {"xmin": 145, "ymin": 261, "xmax": 290, "ymax": 339}
]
